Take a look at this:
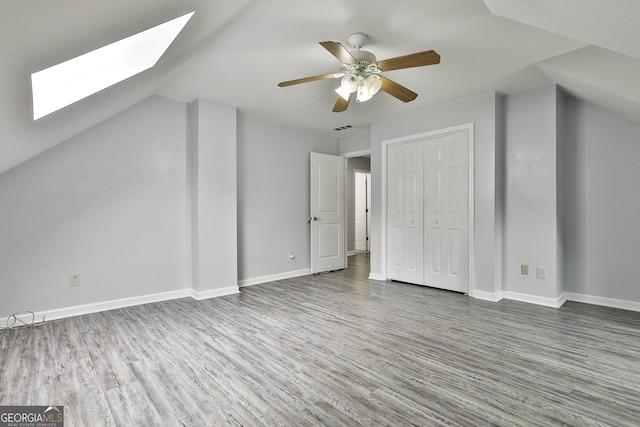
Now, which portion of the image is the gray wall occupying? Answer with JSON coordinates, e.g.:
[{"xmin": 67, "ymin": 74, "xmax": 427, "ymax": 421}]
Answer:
[
  {"xmin": 502, "ymin": 85, "xmax": 560, "ymax": 300},
  {"xmin": 562, "ymin": 96, "xmax": 640, "ymax": 302},
  {"xmin": 339, "ymin": 129, "xmax": 371, "ymax": 154},
  {"xmin": 0, "ymin": 96, "xmax": 190, "ymax": 317},
  {"xmin": 3, "ymin": 86, "xmax": 639, "ymax": 318},
  {"xmin": 190, "ymin": 100, "xmax": 238, "ymax": 294},
  {"xmin": 236, "ymin": 115, "xmax": 338, "ymax": 282},
  {"xmin": 0, "ymin": 96, "xmax": 340, "ymax": 317}
]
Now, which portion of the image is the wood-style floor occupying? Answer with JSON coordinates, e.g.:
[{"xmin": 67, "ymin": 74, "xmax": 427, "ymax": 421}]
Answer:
[{"xmin": 2, "ymin": 253, "xmax": 640, "ymax": 426}]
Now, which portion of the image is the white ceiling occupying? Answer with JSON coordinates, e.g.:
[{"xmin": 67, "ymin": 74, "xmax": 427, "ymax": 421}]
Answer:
[{"xmin": 1, "ymin": 0, "xmax": 639, "ymax": 174}]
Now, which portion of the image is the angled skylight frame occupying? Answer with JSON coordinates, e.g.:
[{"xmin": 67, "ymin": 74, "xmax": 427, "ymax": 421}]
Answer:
[{"xmin": 31, "ymin": 11, "xmax": 195, "ymax": 120}]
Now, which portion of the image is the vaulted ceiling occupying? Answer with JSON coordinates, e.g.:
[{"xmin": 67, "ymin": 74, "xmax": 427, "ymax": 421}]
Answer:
[{"xmin": 2, "ymin": 0, "xmax": 639, "ymax": 174}]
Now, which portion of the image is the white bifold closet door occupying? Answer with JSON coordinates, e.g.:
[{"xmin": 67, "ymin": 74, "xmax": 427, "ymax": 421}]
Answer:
[
  {"xmin": 387, "ymin": 131, "xmax": 469, "ymax": 293},
  {"xmin": 387, "ymin": 140, "xmax": 424, "ymax": 284},
  {"xmin": 424, "ymin": 132, "xmax": 469, "ymax": 292}
]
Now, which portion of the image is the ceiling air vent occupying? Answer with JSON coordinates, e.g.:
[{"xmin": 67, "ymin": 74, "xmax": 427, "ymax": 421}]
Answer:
[{"xmin": 333, "ymin": 125, "xmax": 353, "ymax": 131}]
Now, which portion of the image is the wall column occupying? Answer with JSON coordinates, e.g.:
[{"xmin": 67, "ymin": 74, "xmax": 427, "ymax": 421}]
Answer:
[{"xmin": 189, "ymin": 99, "xmax": 238, "ymax": 298}]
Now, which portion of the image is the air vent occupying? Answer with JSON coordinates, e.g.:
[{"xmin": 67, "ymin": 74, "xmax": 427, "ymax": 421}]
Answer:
[{"xmin": 333, "ymin": 125, "xmax": 353, "ymax": 131}]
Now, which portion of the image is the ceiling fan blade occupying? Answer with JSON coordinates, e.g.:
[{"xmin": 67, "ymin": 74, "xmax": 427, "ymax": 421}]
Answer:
[
  {"xmin": 377, "ymin": 50, "xmax": 440, "ymax": 72},
  {"xmin": 332, "ymin": 93, "xmax": 354, "ymax": 112},
  {"xmin": 278, "ymin": 72, "xmax": 343, "ymax": 87},
  {"xmin": 380, "ymin": 76, "xmax": 418, "ymax": 102},
  {"xmin": 320, "ymin": 41, "xmax": 357, "ymax": 65}
]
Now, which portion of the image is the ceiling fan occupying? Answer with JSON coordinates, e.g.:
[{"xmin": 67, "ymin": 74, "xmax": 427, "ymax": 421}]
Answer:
[{"xmin": 277, "ymin": 33, "xmax": 440, "ymax": 112}]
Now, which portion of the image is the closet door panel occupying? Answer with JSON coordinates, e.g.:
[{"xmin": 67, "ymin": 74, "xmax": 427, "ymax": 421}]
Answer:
[
  {"xmin": 425, "ymin": 136, "xmax": 445, "ymax": 287},
  {"xmin": 387, "ymin": 144, "xmax": 405, "ymax": 281},
  {"xmin": 404, "ymin": 141, "xmax": 424, "ymax": 284},
  {"xmin": 386, "ymin": 141, "xmax": 423, "ymax": 284},
  {"xmin": 443, "ymin": 132, "xmax": 469, "ymax": 292}
]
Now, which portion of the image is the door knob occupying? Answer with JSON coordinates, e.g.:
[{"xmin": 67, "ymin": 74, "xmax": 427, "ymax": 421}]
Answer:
[
  {"xmin": 435, "ymin": 219, "xmax": 439, "ymax": 224},
  {"xmin": 313, "ymin": 216, "xmax": 318, "ymax": 221}
]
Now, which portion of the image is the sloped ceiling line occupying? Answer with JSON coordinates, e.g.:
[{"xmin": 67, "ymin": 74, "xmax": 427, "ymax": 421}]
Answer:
[{"xmin": 2, "ymin": 0, "xmax": 640, "ymax": 174}]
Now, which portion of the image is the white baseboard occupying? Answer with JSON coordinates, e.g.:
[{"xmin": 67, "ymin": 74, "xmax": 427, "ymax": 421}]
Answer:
[
  {"xmin": 502, "ymin": 291, "xmax": 567, "ymax": 308},
  {"xmin": 191, "ymin": 285, "xmax": 240, "ymax": 300},
  {"xmin": 347, "ymin": 251, "xmax": 356, "ymax": 257},
  {"xmin": 368, "ymin": 273, "xmax": 386, "ymax": 281},
  {"xmin": 22, "ymin": 285, "xmax": 241, "ymax": 323},
  {"xmin": 565, "ymin": 292, "xmax": 640, "ymax": 313},
  {"xmin": 471, "ymin": 290, "xmax": 503, "ymax": 302},
  {"xmin": 19, "ymin": 281, "xmax": 640, "ymax": 326},
  {"xmin": 35, "ymin": 289, "xmax": 193, "ymax": 322},
  {"xmin": 238, "ymin": 268, "xmax": 311, "ymax": 288}
]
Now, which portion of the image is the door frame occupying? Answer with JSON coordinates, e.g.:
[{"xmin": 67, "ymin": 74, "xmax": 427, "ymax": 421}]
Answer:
[
  {"xmin": 354, "ymin": 169, "xmax": 371, "ymax": 252},
  {"xmin": 380, "ymin": 123, "xmax": 476, "ymax": 296},
  {"xmin": 342, "ymin": 148, "xmax": 372, "ymax": 266}
]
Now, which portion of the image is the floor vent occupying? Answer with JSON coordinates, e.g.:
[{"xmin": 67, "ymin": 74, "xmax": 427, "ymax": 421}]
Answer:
[{"xmin": 332, "ymin": 125, "xmax": 353, "ymax": 131}]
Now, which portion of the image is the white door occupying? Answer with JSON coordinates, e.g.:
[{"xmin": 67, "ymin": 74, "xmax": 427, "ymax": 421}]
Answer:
[
  {"xmin": 387, "ymin": 141, "xmax": 424, "ymax": 284},
  {"xmin": 424, "ymin": 132, "xmax": 469, "ymax": 292},
  {"xmin": 355, "ymin": 172, "xmax": 370, "ymax": 252},
  {"xmin": 310, "ymin": 152, "xmax": 346, "ymax": 273}
]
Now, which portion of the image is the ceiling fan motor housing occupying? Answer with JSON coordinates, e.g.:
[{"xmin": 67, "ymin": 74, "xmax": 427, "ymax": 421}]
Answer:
[
  {"xmin": 348, "ymin": 33, "xmax": 377, "ymax": 67},
  {"xmin": 351, "ymin": 50, "xmax": 377, "ymax": 67}
]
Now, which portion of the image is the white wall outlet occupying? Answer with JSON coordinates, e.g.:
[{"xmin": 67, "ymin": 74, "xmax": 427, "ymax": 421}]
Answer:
[
  {"xmin": 536, "ymin": 267, "xmax": 546, "ymax": 280},
  {"xmin": 69, "ymin": 273, "xmax": 80, "ymax": 287},
  {"xmin": 521, "ymin": 264, "xmax": 529, "ymax": 275},
  {"xmin": 289, "ymin": 250, "xmax": 295, "ymax": 259}
]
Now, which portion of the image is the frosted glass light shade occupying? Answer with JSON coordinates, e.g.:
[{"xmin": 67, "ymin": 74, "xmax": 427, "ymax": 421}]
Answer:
[
  {"xmin": 364, "ymin": 75, "xmax": 382, "ymax": 96},
  {"xmin": 356, "ymin": 85, "xmax": 372, "ymax": 103},
  {"xmin": 335, "ymin": 74, "xmax": 358, "ymax": 100},
  {"xmin": 356, "ymin": 75, "xmax": 381, "ymax": 103}
]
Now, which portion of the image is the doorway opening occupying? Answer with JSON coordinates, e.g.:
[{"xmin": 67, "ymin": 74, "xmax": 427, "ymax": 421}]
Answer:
[
  {"xmin": 345, "ymin": 155, "xmax": 371, "ymax": 257},
  {"xmin": 343, "ymin": 151, "xmax": 371, "ymax": 276},
  {"xmin": 354, "ymin": 170, "xmax": 371, "ymax": 254}
]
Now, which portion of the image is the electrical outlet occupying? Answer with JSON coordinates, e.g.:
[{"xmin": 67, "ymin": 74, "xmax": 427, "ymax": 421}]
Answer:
[
  {"xmin": 520, "ymin": 264, "xmax": 529, "ymax": 275},
  {"xmin": 536, "ymin": 267, "xmax": 546, "ymax": 280},
  {"xmin": 69, "ymin": 273, "xmax": 80, "ymax": 287},
  {"xmin": 289, "ymin": 250, "xmax": 295, "ymax": 259}
]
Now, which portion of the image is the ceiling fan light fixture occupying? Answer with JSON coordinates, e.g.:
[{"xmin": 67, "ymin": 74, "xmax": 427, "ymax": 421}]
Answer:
[
  {"xmin": 335, "ymin": 74, "xmax": 358, "ymax": 100},
  {"xmin": 356, "ymin": 74, "xmax": 382, "ymax": 103},
  {"xmin": 356, "ymin": 84, "xmax": 372, "ymax": 103},
  {"xmin": 364, "ymin": 74, "xmax": 382, "ymax": 96}
]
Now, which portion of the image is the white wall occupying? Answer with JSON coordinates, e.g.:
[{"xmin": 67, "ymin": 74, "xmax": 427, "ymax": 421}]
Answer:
[
  {"xmin": 562, "ymin": 97, "xmax": 640, "ymax": 303},
  {"xmin": 502, "ymin": 85, "xmax": 560, "ymax": 301},
  {"xmin": 369, "ymin": 93, "xmax": 501, "ymax": 295},
  {"xmin": 236, "ymin": 115, "xmax": 338, "ymax": 283},
  {"xmin": 0, "ymin": 96, "xmax": 190, "ymax": 317}
]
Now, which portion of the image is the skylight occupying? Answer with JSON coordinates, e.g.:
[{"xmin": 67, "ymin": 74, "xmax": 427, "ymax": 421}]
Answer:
[{"xmin": 31, "ymin": 11, "xmax": 195, "ymax": 120}]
